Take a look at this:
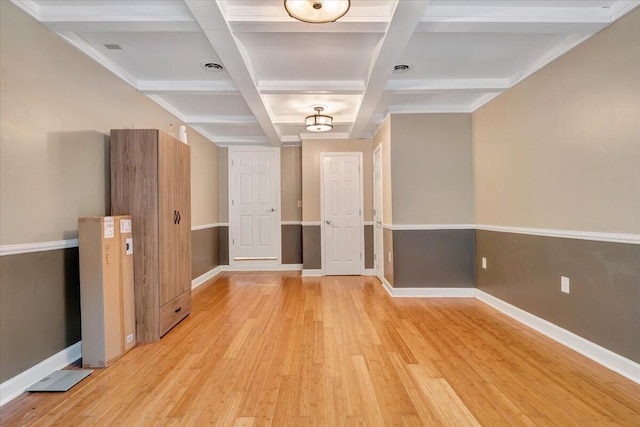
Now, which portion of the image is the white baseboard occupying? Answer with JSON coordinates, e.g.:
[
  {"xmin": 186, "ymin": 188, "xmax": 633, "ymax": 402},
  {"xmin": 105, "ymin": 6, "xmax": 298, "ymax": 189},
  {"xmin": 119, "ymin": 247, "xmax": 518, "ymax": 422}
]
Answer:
[
  {"xmin": 475, "ymin": 290, "xmax": 640, "ymax": 384},
  {"xmin": 364, "ymin": 269, "xmax": 375, "ymax": 276},
  {"xmin": 191, "ymin": 266, "xmax": 223, "ymax": 289},
  {"xmin": 380, "ymin": 279, "xmax": 475, "ymax": 298},
  {"xmin": 224, "ymin": 264, "xmax": 303, "ymax": 272},
  {"xmin": 301, "ymin": 269, "xmax": 322, "ymax": 277},
  {"xmin": 0, "ymin": 341, "xmax": 82, "ymax": 406}
]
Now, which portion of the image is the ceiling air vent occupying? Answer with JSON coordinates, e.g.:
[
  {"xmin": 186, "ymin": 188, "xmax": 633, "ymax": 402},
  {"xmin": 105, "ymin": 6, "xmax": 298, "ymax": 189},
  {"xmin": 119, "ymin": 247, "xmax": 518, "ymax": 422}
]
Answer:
[
  {"xmin": 103, "ymin": 44, "xmax": 122, "ymax": 50},
  {"xmin": 201, "ymin": 61, "xmax": 224, "ymax": 72},
  {"xmin": 393, "ymin": 63, "xmax": 413, "ymax": 73}
]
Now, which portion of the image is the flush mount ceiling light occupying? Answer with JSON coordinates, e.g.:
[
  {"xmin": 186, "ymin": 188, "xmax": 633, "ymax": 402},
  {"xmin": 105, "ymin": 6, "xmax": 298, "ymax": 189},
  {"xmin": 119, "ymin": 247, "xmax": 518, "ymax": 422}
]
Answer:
[
  {"xmin": 284, "ymin": 0, "xmax": 350, "ymax": 24},
  {"xmin": 305, "ymin": 106, "xmax": 333, "ymax": 132}
]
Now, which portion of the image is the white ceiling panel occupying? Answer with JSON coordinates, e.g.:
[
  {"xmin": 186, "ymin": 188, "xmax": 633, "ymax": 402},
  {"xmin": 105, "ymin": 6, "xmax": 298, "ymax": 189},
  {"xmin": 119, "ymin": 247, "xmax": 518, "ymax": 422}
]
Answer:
[
  {"xmin": 398, "ymin": 32, "xmax": 569, "ymax": 80},
  {"xmin": 76, "ymin": 31, "xmax": 226, "ymax": 81},
  {"xmin": 264, "ymin": 93, "xmax": 362, "ymax": 122},
  {"xmin": 236, "ymin": 32, "xmax": 383, "ymax": 81},
  {"xmin": 157, "ymin": 93, "xmax": 255, "ymax": 117}
]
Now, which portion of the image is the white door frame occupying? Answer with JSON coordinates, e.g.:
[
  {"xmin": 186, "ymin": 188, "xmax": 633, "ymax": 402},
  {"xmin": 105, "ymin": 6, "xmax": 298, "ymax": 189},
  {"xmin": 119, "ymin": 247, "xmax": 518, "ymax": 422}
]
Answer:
[
  {"xmin": 373, "ymin": 144, "xmax": 384, "ymax": 282},
  {"xmin": 228, "ymin": 146, "xmax": 281, "ymax": 267},
  {"xmin": 320, "ymin": 152, "xmax": 365, "ymax": 276}
]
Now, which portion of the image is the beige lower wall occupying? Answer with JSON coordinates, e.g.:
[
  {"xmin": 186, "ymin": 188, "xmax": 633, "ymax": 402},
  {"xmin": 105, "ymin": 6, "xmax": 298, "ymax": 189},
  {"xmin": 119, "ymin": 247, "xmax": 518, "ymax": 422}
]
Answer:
[
  {"xmin": 473, "ymin": 9, "xmax": 640, "ymax": 234},
  {"xmin": 301, "ymin": 138, "xmax": 374, "ymax": 222},
  {"xmin": 390, "ymin": 113, "xmax": 474, "ymax": 225},
  {"xmin": 0, "ymin": 2, "xmax": 219, "ymax": 244}
]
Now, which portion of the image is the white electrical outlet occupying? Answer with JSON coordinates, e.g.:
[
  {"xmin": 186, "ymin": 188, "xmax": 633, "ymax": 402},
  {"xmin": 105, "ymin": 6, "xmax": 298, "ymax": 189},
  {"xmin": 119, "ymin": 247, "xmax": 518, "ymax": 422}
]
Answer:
[
  {"xmin": 388, "ymin": 252, "xmax": 392, "ymax": 262},
  {"xmin": 482, "ymin": 257, "xmax": 487, "ymax": 269},
  {"xmin": 561, "ymin": 276, "xmax": 570, "ymax": 294},
  {"xmin": 126, "ymin": 334, "xmax": 134, "ymax": 343}
]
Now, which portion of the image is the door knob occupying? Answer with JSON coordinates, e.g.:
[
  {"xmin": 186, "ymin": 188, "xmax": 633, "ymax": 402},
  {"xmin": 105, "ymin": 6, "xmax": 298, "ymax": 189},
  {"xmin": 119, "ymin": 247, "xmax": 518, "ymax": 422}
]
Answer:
[
  {"xmin": 268, "ymin": 208, "xmax": 275, "ymax": 212},
  {"xmin": 325, "ymin": 220, "xmax": 334, "ymax": 226}
]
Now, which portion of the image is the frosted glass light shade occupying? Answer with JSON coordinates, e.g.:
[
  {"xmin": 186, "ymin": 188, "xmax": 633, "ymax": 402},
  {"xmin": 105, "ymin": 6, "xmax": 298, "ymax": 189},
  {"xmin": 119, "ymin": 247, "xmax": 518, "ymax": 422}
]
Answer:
[
  {"xmin": 305, "ymin": 107, "xmax": 333, "ymax": 132},
  {"xmin": 284, "ymin": 0, "xmax": 350, "ymax": 24}
]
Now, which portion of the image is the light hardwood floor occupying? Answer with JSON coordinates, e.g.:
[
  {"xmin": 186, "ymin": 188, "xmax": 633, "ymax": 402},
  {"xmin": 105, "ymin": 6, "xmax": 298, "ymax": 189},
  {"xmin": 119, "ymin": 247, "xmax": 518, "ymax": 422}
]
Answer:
[{"xmin": 2, "ymin": 272, "xmax": 639, "ymax": 426}]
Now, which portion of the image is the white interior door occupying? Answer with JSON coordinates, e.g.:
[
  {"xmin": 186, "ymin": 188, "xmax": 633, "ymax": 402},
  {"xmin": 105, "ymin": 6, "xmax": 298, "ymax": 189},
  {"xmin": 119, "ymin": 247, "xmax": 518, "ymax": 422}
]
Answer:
[
  {"xmin": 373, "ymin": 146, "xmax": 384, "ymax": 281},
  {"xmin": 322, "ymin": 153, "xmax": 364, "ymax": 276},
  {"xmin": 229, "ymin": 147, "xmax": 280, "ymax": 264}
]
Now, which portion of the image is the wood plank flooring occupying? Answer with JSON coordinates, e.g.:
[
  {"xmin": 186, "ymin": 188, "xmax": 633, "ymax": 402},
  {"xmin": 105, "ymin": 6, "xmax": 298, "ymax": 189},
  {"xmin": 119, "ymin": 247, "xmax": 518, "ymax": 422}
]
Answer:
[{"xmin": 2, "ymin": 272, "xmax": 639, "ymax": 426}]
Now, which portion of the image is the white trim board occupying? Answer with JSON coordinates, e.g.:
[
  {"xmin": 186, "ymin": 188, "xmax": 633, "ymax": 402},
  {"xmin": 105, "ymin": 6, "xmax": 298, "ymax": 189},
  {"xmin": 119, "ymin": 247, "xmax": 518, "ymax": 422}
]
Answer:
[
  {"xmin": 281, "ymin": 221, "xmax": 302, "ymax": 226},
  {"xmin": 301, "ymin": 269, "xmax": 322, "ymax": 277},
  {"xmin": 387, "ymin": 224, "xmax": 476, "ymax": 231},
  {"xmin": 223, "ymin": 264, "xmax": 303, "ymax": 272},
  {"xmin": 0, "ymin": 342, "xmax": 82, "ymax": 407},
  {"xmin": 475, "ymin": 224, "xmax": 640, "ymax": 245},
  {"xmin": 0, "ymin": 239, "xmax": 79, "ymax": 256},
  {"xmin": 192, "ymin": 266, "xmax": 223, "ymax": 289},
  {"xmin": 191, "ymin": 223, "xmax": 228, "ymax": 231},
  {"xmin": 381, "ymin": 279, "xmax": 476, "ymax": 298},
  {"xmin": 380, "ymin": 224, "xmax": 640, "ymax": 244},
  {"xmin": 475, "ymin": 290, "xmax": 640, "ymax": 384}
]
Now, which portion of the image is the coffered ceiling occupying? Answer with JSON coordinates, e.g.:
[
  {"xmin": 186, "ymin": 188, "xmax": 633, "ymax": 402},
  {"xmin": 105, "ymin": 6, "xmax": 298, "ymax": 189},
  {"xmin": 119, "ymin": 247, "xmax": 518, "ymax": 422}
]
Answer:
[{"xmin": 12, "ymin": 0, "xmax": 639, "ymax": 146}]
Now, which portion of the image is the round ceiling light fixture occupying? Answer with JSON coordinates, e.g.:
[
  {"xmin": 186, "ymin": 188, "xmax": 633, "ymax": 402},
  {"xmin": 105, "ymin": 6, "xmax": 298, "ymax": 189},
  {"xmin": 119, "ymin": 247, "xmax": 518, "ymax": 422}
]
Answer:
[
  {"xmin": 305, "ymin": 106, "xmax": 333, "ymax": 132},
  {"xmin": 284, "ymin": 0, "xmax": 351, "ymax": 24}
]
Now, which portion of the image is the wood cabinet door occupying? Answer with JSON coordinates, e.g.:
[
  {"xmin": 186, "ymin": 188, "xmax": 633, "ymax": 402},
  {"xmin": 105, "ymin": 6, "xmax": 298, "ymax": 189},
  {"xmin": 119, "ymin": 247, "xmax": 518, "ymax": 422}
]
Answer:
[
  {"xmin": 176, "ymin": 142, "xmax": 191, "ymax": 294},
  {"xmin": 158, "ymin": 132, "xmax": 180, "ymax": 305}
]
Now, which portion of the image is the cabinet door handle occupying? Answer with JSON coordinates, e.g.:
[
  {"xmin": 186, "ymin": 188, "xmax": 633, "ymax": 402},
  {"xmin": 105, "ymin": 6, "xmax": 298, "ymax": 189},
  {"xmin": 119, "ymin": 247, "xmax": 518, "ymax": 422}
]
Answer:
[
  {"xmin": 175, "ymin": 307, "xmax": 182, "ymax": 313},
  {"xmin": 177, "ymin": 210, "xmax": 181, "ymax": 224},
  {"xmin": 174, "ymin": 210, "xmax": 178, "ymax": 224}
]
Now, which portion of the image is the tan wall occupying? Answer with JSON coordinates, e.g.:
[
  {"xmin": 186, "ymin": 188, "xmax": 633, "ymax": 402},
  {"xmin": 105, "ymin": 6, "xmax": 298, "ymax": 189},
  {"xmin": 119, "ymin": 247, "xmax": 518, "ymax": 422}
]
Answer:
[
  {"xmin": 218, "ymin": 147, "xmax": 229, "ymax": 223},
  {"xmin": 374, "ymin": 115, "xmax": 393, "ymax": 224},
  {"xmin": 0, "ymin": 2, "xmax": 219, "ymax": 244},
  {"xmin": 390, "ymin": 114, "xmax": 474, "ymax": 225},
  {"xmin": 301, "ymin": 139, "xmax": 374, "ymax": 222},
  {"xmin": 473, "ymin": 9, "xmax": 640, "ymax": 234},
  {"xmin": 281, "ymin": 147, "xmax": 302, "ymax": 222},
  {"xmin": 191, "ymin": 139, "xmax": 219, "ymax": 226}
]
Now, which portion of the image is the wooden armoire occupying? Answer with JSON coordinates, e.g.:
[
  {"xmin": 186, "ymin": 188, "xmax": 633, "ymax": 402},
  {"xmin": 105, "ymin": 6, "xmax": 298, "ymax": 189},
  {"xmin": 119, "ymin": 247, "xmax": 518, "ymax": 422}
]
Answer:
[{"xmin": 110, "ymin": 129, "xmax": 191, "ymax": 342}]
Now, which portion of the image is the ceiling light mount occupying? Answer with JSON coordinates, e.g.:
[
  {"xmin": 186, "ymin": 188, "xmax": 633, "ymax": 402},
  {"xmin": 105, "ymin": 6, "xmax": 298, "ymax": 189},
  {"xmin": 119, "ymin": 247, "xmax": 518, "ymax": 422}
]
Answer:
[
  {"xmin": 200, "ymin": 61, "xmax": 224, "ymax": 72},
  {"xmin": 393, "ymin": 62, "xmax": 413, "ymax": 73},
  {"xmin": 284, "ymin": 0, "xmax": 351, "ymax": 24},
  {"xmin": 305, "ymin": 106, "xmax": 333, "ymax": 132}
]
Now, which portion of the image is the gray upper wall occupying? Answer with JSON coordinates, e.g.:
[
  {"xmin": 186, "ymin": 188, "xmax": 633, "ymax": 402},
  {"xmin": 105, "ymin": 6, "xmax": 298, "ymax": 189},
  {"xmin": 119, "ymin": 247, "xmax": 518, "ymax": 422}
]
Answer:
[
  {"xmin": 473, "ymin": 8, "xmax": 640, "ymax": 234},
  {"xmin": 390, "ymin": 114, "xmax": 474, "ymax": 225}
]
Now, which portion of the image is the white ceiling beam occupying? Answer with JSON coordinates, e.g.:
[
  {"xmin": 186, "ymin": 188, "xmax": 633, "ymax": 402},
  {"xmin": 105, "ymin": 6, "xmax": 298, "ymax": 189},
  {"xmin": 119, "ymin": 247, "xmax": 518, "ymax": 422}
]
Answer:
[
  {"xmin": 228, "ymin": 20, "xmax": 388, "ymax": 33},
  {"xmin": 185, "ymin": 0, "xmax": 281, "ymax": 147},
  {"xmin": 259, "ymin": 80, "xmax": 365, "ymax": 95},
  {"xmin": 387, "ymin": 105, "xmax": 474, "ymax": 114},
  {"xmin": 417, "ymin": 5, "xmax": 611, "ymax": 33},
  {"xmin": 185, "ymin": 115, "xmax": 258, "ymax": 124},
  {"xmin": 610, "ymin": 0, "xmax": 640, "ymax": 22},
  {"xmin": 349, "ymin": 0, "xmax": 431, "ymax": 139},
  {"xmin": 385, "ymin": 79, "xmax": 510, "ymax": 94},
  {"xmin": 13, "ymin": 0, "xmax": 199, "ymax": 32},
  {"xmin": 138, "ymin": 80, "xmax": 238, "ymax": 94}
]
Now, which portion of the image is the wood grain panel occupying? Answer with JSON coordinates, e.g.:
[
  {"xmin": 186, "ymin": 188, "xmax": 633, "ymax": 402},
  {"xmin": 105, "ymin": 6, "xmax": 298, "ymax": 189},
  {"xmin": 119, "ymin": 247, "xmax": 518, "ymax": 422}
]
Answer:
[
  {"xmin": 159, "ymin": 132, "xmax": 179, "ymax": 305},
  {"xmin": 3, "ymin": 273, "xmax": 638, "ymax": 425},
  {"xmin": 159, "ymin": 291, "xmax": 191, "ymax": 337},
  {"xmin": 110, "ymin": 129, "xmax": 159, "ymax": 342},
  {"xmin": 176, "ymin": 142, "xmax": 192, "ymax": 295}
]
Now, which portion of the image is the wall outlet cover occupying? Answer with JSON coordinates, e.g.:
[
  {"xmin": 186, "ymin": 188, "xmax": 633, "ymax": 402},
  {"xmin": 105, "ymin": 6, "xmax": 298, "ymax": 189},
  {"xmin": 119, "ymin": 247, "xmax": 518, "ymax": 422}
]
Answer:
[
  {"xmin": 561, "ymin": 276, "xmax": 570, "ymax": 294},
  {"xmin": 482, "ymin": 257, "xmax": 487, "ymax": 269}
]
